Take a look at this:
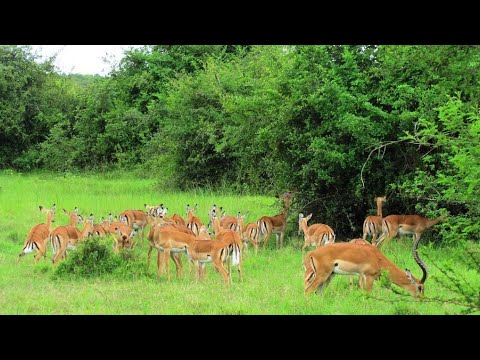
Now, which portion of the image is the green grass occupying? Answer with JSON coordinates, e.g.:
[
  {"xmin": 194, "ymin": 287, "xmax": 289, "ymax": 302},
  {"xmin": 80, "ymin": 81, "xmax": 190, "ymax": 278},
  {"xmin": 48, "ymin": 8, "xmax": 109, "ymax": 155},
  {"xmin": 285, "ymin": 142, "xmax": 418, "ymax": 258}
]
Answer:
[{"xmin": 0, "ymin": 171, "xmax": 477, "ymax": 314}]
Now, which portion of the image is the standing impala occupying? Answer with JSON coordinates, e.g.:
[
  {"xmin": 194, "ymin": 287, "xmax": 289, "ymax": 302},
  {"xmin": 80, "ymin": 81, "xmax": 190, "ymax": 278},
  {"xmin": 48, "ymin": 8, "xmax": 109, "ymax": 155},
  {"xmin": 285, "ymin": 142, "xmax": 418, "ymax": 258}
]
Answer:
[
  {"xmin": 375, "ymin": 213, "xmax": 447, "ymax": 247},
  {"xmin": 304, "ymin": 235, "xmax": 428, "ymax": 296},
  {"xmin": 18, "ymin": 204, "xmax": 56, "ymax": 263},
  {"xmin": 257, "ymin": 191, "xmax": 294, "ymax": 249},
  {"xmin": 186, "ymin": 204, "xmax": 203, "ymax": 236},
  {"xmin": 362, "ymin": 196, "xmax": 386, "ymax": 243}
]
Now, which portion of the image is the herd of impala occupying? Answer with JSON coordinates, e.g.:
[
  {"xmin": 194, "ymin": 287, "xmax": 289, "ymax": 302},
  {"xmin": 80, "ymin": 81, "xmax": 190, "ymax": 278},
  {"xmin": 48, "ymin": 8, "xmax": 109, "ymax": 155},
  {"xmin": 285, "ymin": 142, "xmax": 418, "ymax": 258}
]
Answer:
[{"xmin": 17, "ymin": 192, "xmax": 446, "ymax": 297}]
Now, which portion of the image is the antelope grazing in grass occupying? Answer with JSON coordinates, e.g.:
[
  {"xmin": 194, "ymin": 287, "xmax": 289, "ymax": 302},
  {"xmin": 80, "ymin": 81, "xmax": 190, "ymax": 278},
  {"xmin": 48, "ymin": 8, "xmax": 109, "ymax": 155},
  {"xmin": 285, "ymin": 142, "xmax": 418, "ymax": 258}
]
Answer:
[
  {"xmin": 304, "ymin": 236, "xmax": 428, "ymax": 297},
  {"xmin": 375, "ymin": 214, "xmax": 447, "ymax": 247},
  {"xmin": 362, "ymin": 196, "xmax": 387, "ymax": 243},
  {"xmin": 18, "ymin": 204, "xmax": 56, "ymax": 263},
  {"xmin": 50, "ymin": 214, "xmax": 94, "ymax": 265},
  {"xmin": 257, "ymin": 191, "xmax": 295, "ymax": 249},
  {"xmin": 119, "ymin": 209, "xmax": 148, "ymax": 247},
  {"xmin": 348, "ymin": 238, "xmax": 372, "ymax": 287},
  {"xmin": 298, "ymin": 213, "xmax": 335, "ymax": 256}
]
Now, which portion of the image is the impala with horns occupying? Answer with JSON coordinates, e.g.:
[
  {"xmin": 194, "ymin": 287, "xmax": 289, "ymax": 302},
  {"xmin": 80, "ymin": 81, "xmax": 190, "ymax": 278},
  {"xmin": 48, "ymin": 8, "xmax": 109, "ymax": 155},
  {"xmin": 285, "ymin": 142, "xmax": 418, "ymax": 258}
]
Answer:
[
  {"xmin": 304, "ymin": 236, "xmax": 428, "ymax": 296},
  {"xmin": 257, "ymin": 191, "xmax": 294, "ymax": 249},
  {"xmin": 362, "ymin": 196, "xmax": 387, "ymax": 243},
  {"xmin": 298, "ymin": 213, "xmax": 335, "ymax": 256},
  {"xmin": 375, "ymin": 213, "xmax": 447, "ymax": 247},
  {"xmin": 18, "ymin": 204, "xmax": 56, "ymax": 263}
]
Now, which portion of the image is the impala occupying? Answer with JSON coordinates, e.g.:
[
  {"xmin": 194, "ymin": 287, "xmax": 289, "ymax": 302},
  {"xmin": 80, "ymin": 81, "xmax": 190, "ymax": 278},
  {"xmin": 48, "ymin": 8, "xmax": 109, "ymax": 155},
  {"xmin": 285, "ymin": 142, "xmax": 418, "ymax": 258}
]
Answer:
[
  {"xmin": 375, "ymin": 213, "xmax": 447, "ymax": 247},
  {"xmin": 151, "ymin": 224, "xmax": 210, "ymax": 281},
  {"xmin": 257, "ymin": 191, "xmax": 294, "ymax": 249},
  {"xmin": 238, "ymin": 215, "xmax": 260, "ymax": 254},
  {"xmin": 186, "ymin": 204, "xmax": 203, "ymax": 236},
  {"xmin": 92, "ymin": 216, "xmax": 109, "ymax": 237},
  {"xmin": 298, "ymin": 213, "xmax": 335, "ymax": 256},
  {"xmin": 145, "ymin": 216, "xmax": 193, "ymax": 269},
  {"xmin": 119, "ymin": 209, "xmax": 148, "ymax": 247},
  {"xmin": 50, "ymin": 214, "xmax": 94, "ymax": 265},
  {"xmin": 362, "ymin": 196, "xmax": 387, "ymax": 243},
  {"xmin": 18, "ymin": 204, "xmax": 56, "ymax": 263},
  {"xmin": 304, "ymin": 236, "xmax": 428, "ymax": 296},
  {"xmin": 185, "ymin": 235, "xmax": 241, "ymax": 287}
]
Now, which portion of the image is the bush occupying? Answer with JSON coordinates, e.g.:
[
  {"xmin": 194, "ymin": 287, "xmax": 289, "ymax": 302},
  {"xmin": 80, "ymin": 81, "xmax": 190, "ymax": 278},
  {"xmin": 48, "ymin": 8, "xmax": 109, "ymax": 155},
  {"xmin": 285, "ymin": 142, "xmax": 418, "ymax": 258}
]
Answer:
[
  {"xmin": 52, "ymin": 236, "xmax": 153, "ymax": 280},
  {"xmin": 53, "ymin": 236, "xmax": 122, "ymax": 278}
]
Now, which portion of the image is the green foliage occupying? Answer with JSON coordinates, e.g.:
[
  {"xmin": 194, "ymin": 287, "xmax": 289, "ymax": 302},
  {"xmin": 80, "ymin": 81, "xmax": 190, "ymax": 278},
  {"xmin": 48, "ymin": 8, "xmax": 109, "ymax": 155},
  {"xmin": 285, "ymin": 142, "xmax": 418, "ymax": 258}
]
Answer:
[
  {"xmin": 2, "ymin": 45, "xmax": 480, "ymax": 239},
  {"xmin": 53, "ymin": 236, "xmax": 122, "ymax": 278}
]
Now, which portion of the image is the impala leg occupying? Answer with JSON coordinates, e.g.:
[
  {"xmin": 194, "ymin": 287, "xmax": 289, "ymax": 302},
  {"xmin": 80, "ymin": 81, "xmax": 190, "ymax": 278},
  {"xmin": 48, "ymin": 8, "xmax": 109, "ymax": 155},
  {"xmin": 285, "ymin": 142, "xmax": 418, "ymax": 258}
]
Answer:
[
  {"xmin": 212, "ymin": 258, "xmax": 230, "ymax": 287},
  {"xmin": 280, "ymin": 231, "xmax": 285, "ymax": 248},
  {"xmin": 171, "ymin": 252, "xmax": 183, "ymax": 278},
  {"xmin": 365, "ymin": 275, "xmax": 375, "ymax": 292},
  {"xmin": 164, "ymin": 248, "xmax": 171, "ymax": 281},
  {"xmin": 146, "ymin": 244, "xmax": 153, "ymax": 269}
]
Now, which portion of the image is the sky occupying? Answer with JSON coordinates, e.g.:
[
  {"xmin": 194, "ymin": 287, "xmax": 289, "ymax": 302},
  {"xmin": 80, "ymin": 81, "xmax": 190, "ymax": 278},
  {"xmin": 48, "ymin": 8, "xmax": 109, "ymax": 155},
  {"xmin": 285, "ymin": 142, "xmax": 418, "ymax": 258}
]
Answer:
[{"xmin": 31, "ymin": 45, "xmax": 143, "ymax": 76}]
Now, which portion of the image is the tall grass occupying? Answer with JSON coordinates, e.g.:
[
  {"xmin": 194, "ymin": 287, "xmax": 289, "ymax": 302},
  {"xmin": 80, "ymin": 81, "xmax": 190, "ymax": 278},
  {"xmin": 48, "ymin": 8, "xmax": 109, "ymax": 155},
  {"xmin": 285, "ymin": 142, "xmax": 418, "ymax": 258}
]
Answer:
[{"xmin": 0, "ymin": 172, "xmax": 477, "ymax": 314}]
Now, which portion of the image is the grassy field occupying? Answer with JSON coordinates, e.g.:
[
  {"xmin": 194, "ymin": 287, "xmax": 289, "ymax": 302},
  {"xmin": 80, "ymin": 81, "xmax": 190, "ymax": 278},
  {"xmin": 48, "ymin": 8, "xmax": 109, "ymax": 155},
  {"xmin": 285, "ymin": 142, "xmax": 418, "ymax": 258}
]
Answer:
[{"xmin": 0, "ymin": 171, "xmax": 477, "ymax": 315}]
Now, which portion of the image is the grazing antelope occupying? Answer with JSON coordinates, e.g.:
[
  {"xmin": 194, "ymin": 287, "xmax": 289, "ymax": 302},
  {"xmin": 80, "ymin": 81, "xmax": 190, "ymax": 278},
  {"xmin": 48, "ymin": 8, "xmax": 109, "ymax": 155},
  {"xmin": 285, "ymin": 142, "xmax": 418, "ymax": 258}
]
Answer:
[
  {"xmin": 119, "ymin": 209, "xmax": 148, "ymax": 247},
  {"xmin": 348, "ymin": 238, "xmax": 372, "ymax": 287},
  {"xmin": 304, "ymin": 236, "xmax": 428, "ymax": 297},
  {"xmin": 50, "ymin": 214, "xmax": 94, "ymax": 265},
  {"xmin": 18, "ymin": 204, "xmax": 56, "ymax": 263},
  {"xmin": 298, "ymin": 213, "xmax": 335, "ymax": 256},
  {"xmin": 92, "ymin": 216, "xmax": 109, "ymax": 237},
  {"xmin": 257, "ymin": 191, "xmax": 294, "ymax": 249},
  {"xmin": 362, "ymin": 196, "xmax": 387, "ymax": 243},
  {"xmin": 375, "ymin": 214, "xmax": 447, "ymax": 247},
  {"xmin": 186, "ymin": 204, "xmax": 203, "ymax": 236}
]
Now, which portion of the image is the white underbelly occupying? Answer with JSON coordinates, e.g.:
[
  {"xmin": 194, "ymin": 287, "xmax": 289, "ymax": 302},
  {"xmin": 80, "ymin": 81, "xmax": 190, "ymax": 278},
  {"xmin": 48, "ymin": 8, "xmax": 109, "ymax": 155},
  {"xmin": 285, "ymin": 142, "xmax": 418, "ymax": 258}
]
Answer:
[{"xmin": 398, "ymin": 227, "xmax": 414, "ymax": 235}]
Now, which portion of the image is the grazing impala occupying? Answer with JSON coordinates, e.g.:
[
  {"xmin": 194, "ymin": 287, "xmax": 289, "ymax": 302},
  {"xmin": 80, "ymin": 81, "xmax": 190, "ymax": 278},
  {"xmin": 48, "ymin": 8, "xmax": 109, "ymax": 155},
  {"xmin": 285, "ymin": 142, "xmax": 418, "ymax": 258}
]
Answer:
[
  {"xmin": 304, "ymin": 236, "xmax": 428, "ymax": 296},
  {"xmin": 119, "ymin": 209, "xmax": 148, "ymax": 247},
  {"xmin": 298, "ymin": 213, "xmax": 335, "ymax": 256},
  {"xmin": 257, "ymin": 191, "xmax": 294, "ymax": 249},
  {"xmin": 50, "ymin": 214, "xmax": 94, "ymax": 265},
  {"xmin": 18, "ymin": 204, "xmax": 56, "ymax": 263},
  {"xmin": 362, "ymin": 196, "xmax": 387, "ymax": 243},
  {"xmin": 375, "ymin": 213, "xmax": 447, "ymax": 247}
]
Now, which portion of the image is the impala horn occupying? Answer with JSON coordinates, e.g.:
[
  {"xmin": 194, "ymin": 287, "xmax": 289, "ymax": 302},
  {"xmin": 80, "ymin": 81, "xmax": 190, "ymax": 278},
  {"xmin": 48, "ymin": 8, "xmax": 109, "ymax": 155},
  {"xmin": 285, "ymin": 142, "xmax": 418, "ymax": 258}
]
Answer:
[{"xmin": 412, "ymin": 236, "xmax": 428, "ymax": 284}]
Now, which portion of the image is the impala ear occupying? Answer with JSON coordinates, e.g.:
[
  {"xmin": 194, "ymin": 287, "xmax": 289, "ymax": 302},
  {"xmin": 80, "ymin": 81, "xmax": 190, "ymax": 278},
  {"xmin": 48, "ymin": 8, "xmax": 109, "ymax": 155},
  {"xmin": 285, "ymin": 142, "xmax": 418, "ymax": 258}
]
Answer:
[
  {"xmin": 306, "ymin": 213, "xmax": 313, "ymax": 221},
  {"xmin": 298, "ymin": 213, "xmax": 304, "ymax": 220},
  {"xmin": 74, "ymin": 207, "xmax": 79, "ymax": 214},
  {"xmin": 51, "ymin": 204, "xmax": 56, "ymax": 212},
  {"xmin": 405, "ymin": 269, "xmax": 415, "ymax": 284}
]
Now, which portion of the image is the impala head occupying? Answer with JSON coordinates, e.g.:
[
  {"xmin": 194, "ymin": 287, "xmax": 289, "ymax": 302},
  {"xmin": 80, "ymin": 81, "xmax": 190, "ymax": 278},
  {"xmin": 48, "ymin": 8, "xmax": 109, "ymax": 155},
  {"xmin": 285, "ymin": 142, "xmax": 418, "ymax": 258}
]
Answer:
[
  {"xmin": 376, "ymin": 196, "xmax": 387, "ymax": 203},
  {"xmin": 298, "ymin": 213, "xmax": 312, "ymax": 235},
  {"xmin": 40, "ymin": 204, "xmax": 56, "ymax": 222}
]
